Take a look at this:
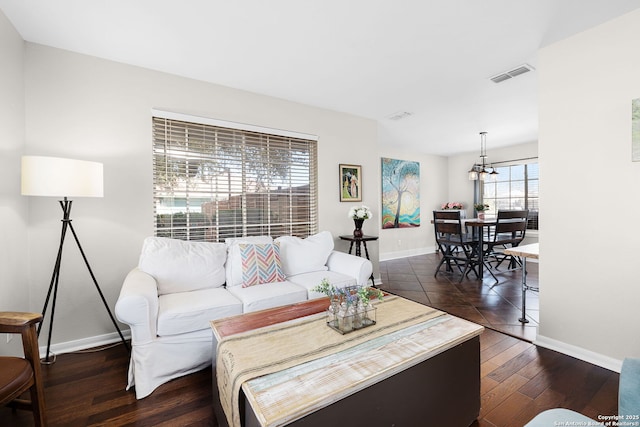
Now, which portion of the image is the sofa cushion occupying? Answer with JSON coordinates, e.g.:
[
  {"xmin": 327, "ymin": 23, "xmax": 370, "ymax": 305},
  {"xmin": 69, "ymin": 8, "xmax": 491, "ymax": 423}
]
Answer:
[
  {"xmin": 227, "ymin": 281, "xmax": 307, "ymax": 313},
  {"xmin": 287, "ymin": 270, "xmax": 357, "ymax": 300},
  {"xmin": 275, "ymin": 231, "xmax": 334, "ymax": 276},
  {"xmin": 239, "ymin": 242, "xmax": 286, "ymax": 287},
  {"xmin": 157, "ymin": 288, "xmax": 243, "ymax": 336},
  {"xmin": 138, "ymin": 237, "xmax": 227, "ymax": 295},
  {"xmin": 225, "ymin": 236, "xmax": 273, "ymax": 287}
]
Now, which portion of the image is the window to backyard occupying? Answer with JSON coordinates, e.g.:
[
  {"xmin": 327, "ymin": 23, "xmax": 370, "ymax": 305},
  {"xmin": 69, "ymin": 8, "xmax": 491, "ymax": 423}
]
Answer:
[
  {"xmin": 482, "ymin": 162, "xmax": 539, "ymax": 230},
  {"xmin": 152, "ymin": 112, "xmax": 318, "ymax": 241}
]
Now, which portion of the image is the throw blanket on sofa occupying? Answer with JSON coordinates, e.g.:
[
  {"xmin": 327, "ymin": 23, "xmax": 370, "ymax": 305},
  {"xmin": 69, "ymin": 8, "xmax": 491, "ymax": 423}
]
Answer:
[{"xmin": 216, "ymin": 296, "xmax": 446, "ymax": 427}]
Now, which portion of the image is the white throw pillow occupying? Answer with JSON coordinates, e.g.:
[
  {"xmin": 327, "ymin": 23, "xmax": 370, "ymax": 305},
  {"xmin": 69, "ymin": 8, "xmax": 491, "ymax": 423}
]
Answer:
[
  {"xmin": 138, "ymin": 237, "xmax": 227, "ymax": 295},
  {"xmin": 225, "ymin": 236, "xmax": 274, "ymax": 287},
  {"xmin": 275, "ymin": 231, "xmax": 334, "ymax": 276}
]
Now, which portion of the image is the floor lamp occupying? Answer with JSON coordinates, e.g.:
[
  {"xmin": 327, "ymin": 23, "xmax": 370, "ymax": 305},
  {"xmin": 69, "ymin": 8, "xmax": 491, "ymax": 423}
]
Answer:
[{"xmin": 21, "ymin": 156, "xmax": 130, "ymax": 364}]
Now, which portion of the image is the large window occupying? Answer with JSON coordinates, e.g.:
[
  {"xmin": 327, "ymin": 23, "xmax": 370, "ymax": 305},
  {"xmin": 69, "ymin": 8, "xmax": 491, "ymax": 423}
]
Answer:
[
  {"xmin": 483, "ymin": 162, "xmax": 539, "ymax": 230},
  {"xmin": 152, "ymin": 112, "xmax": 318, "ymax": 241}
]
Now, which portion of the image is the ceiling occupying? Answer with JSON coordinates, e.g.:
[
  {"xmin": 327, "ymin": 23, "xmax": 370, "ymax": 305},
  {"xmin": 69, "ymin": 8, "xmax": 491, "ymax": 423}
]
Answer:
[{"xmin": 2, "ymin": 1, "xmax": 639, "ymax": 156}]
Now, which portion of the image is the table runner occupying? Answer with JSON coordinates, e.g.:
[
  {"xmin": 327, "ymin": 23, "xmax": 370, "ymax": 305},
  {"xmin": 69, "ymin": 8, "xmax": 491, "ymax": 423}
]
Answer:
[
  {"xmin": 216, "ymin": 295, "xmax": 446, "ymax": 427},
  {"xmin": 244, "ymin": 313, "xmax": 484, "ymax": 427}
]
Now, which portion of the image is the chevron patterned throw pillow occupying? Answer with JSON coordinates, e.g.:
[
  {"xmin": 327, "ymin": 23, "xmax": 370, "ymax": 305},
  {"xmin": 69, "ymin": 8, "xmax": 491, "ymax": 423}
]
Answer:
[{"xmin": 239, "ymin": 242, "xmax": 286, "ymax": 287}]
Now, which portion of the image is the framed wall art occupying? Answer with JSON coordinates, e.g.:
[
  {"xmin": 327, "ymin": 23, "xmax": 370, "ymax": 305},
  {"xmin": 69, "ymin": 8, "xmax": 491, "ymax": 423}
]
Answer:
[
  {"xmin": 381, "ymin": 157, "xmax": 420, "ymax": 228},
  {"xmin": 339, "ymin": 164, "xmax": 362, "ymax": 202}
]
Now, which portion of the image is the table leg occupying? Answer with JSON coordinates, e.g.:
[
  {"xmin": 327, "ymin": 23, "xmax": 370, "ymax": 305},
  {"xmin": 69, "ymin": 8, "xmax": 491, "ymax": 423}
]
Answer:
[
  {"xmin": 361, "ymin": 241, "xmax": 376, "ymax": 287},
  {"xmin": 476, "ymin": 225, "xmax": 497, "ymax": 283},
  {"xmin": 518, "ymin": 257, "xmax": 529, "ymax": 324},
  {"xmin": 478, "ymin": 229, "xmax": 484, "ymax": 278},
  {"xmin": 355, "ymin": 241, "xmax": 362, "ymax": 257},
  {"xmin": 362, "ymin": 241, "xmax": 370, "ymax": 259},
  {"xmin": 348, "ymin": 241, "xmax": 355, "ymax": 255}
]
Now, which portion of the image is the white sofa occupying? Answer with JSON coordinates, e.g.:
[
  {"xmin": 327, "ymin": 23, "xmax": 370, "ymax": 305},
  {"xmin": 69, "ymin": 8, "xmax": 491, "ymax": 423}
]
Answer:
[{"xmin": 115, "ymin": 231, "xmax": 373, "ymax": 399}]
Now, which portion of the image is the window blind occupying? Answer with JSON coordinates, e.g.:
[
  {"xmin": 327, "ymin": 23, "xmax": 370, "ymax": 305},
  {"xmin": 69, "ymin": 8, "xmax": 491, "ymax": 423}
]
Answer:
[{"xmin": 152, "ymin": 116, "xmax": 318, "ymax": 241}]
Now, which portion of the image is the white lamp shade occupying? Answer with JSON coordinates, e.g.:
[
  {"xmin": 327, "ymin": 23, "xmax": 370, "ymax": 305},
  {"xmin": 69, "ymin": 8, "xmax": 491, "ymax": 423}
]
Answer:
[{"xmin": 21, "ymin": 156, "xmax": 104, "ymax": 198}]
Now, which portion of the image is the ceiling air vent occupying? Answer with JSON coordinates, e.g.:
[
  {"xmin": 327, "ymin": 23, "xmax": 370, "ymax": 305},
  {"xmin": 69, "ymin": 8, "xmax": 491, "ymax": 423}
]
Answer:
[
  {"xmin": 490, "ymin": 64, "xmax": 535, "ymax": 84},
  {"xmin": 491, "ymin": 74, "xmax": 512, "ymax": 83},
  {"xmin": 387, "ymin": 111, "xmax": 413, "ymax": 121}
]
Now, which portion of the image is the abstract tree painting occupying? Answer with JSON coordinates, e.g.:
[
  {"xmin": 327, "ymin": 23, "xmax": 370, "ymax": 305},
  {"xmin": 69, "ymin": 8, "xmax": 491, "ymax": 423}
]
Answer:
[{"xmin": 381, "ymin": 157, "xmax": 420, "ymax": 229}]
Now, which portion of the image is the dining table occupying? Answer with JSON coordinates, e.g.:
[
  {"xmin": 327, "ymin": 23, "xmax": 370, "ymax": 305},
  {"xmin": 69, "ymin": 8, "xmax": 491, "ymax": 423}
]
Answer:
[{"xmin": 433, "ymin": 216, "xmax": 524, "ymax": 281}]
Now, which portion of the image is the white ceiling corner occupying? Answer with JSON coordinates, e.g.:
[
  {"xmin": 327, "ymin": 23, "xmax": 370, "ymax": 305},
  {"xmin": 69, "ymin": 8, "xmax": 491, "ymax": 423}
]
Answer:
[{"xmin": 1, "ymin": 0, "xmax": 639, "ymax": 155}]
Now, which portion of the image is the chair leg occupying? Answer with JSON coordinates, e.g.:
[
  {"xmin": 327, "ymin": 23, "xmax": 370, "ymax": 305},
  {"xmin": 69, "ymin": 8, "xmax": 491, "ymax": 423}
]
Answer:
[
  {"xmin": 434, "ymin": 242, "xmax": 448, "ymax": 278},
  {"xmin": 485, "ymin": 260, "xmax": 498, "ymax": 283},
  {"xmin": 459, "ymin": 249, "xmax": 480, "ymax": 282},
  {"xmin": 23, "ymin": 322, "xmax": 47, "ymax": 427},
  {"xmin": 28, "ymin": 386, "xmax": 46, "ymax": 427},
  {"xmin": 434, "ymin": 256, "xmax": 447, "ymax": 278},
  {"xmin": 493, "ymin": 252, "xmax": 522, "ymax": 271},
  {"xmin": 435, "ymin": 255, "xmax": 464, "ymax": 278},
  {"xmin": 435, "ymin": 244, "xmax": 466, "ymax": 278},
  {"xmin": 460, "ymin": 262, "xmax": 478, "ymax": 283}
]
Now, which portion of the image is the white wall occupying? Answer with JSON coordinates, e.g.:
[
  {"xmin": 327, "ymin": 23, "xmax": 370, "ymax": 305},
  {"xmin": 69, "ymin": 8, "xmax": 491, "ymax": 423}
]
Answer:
[
  {"xmin": 21, "ymin": 43, "xmax": 378, "ymax": 346},
  {"xmin": 0, "ymin": 10, "xmax": 28, "ymax": 355},
  {"xmin": 538, "ymin": 9, "xmax": 640, "ymax": 367}
]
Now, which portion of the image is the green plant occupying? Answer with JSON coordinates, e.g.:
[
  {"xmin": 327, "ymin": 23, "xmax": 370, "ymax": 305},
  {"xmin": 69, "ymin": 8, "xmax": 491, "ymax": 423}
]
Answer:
[
  {"xmin": 474, "ymin": 203, "xmax": 489, "ymax": 212},
  {"xmin": 313, "ymin": 279, "xmax": 383, "ymax": 306},
  {"xmin": 312, "ymin": 278, "xmax": 338, "ymax": 297},
  {"xmin": 357, "ymin": 286, "xmax": 384, "ymax": 306}
]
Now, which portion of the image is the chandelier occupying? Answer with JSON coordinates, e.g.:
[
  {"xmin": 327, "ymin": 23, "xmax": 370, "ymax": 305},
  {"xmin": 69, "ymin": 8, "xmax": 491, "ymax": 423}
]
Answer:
[{"xmin": 468, "ymin": 132, "xmax": 498, "ymax": 181}]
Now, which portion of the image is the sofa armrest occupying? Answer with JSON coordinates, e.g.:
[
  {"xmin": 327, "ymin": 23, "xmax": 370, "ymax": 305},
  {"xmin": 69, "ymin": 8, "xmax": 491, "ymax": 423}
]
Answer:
[
  {"xmin": 326, "ymin": 250, "xmax": 373, "ymax": 286},
  {"xmin": 115, "ymin": 268, "xmax": 159, "ymax": 345},
  {"xmin": 620, "ymin": 357, "xmax": 640, "ymax": 417}
]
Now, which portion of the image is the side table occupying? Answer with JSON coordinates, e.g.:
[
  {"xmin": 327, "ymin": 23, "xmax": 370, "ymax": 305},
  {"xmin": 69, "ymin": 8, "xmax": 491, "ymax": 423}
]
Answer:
[
  {"xmin": 339, "ymin": 235, "xmax": 378, "ymax": 286},
  {"xmin": 503, "ymin": 243, "xmax": 539, "ymax": 324}
]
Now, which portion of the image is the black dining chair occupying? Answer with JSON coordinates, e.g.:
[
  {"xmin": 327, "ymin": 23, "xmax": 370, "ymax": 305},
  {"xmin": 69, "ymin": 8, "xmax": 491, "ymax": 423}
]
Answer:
[
  {"xmin": 485, "ymin": 210, "xmax": 528, "ymax": 270},
  {"xmin": 433, "ymin": 210, "xmax": 480, "ymax": 282}
]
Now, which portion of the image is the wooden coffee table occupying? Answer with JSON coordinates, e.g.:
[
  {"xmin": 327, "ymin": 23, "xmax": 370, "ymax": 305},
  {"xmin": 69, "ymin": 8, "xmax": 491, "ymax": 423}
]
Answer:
[{"xmin": 211, "ymin": 297, "xmax": 483, "ymax": 427}]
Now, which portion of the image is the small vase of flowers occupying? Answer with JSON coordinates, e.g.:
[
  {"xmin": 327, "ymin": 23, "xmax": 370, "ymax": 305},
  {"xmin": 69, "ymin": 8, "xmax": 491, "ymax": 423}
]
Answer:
[
  {"xmin": 348, "ymin": 205, "xmax": 372, "ymax": 238},
  {"xmin": 441, "ymin": 202, "xmax": 464, "ymax": 210},
  {"xmin": 440, "ymin": 202, "xmax": 466, "ymax": 218},
  {"xmin": 474, "ymin": 203, "xmax": 489, "ymax": 220}
]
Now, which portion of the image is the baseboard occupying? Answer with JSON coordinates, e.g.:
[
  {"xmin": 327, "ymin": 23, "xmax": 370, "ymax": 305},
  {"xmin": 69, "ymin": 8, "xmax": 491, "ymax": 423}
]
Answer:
[
  {"xmin": 43, "ymin": 323, "xmax": 622, "ymax": 377},
  {"xmin": 380, "ymin": 246, "xmax": 436, "ymax": 261},
  {"xmin": 534, "ymin": 334, "xmax": 622, "ymax": 373},
  {"xmin": 39, "ymin": 329, "xmax": 131, "ymax": 357}
]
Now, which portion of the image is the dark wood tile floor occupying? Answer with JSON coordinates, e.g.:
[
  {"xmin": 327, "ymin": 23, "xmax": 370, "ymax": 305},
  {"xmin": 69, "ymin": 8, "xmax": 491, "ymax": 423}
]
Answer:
[{"xmin": 379, "ymin": 252, "xmax": 539, "ymax": 342}]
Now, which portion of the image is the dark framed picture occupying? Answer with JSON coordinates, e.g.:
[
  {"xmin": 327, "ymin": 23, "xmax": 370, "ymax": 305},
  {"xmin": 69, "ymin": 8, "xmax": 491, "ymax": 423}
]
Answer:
[{"xmin": 339, "ymin": 164, "xmax": 362, "ymax": 202}]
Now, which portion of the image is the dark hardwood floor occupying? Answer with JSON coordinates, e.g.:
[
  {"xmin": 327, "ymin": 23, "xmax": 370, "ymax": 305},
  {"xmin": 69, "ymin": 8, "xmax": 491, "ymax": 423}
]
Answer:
[
  {"xmin": 1, "ymin": 253, "xmax": 619, "ymax": 427},
  {"xmin": 379, "ymin": 252, "xmax": 539, "ymax": 342}
]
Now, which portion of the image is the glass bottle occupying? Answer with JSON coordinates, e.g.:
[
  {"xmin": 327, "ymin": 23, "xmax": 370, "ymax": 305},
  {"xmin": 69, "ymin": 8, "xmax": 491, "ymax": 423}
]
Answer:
[
  {"xmin": 337, "ymin": 302, "xmax": 353, "ymax": 333},
  {"xmin": 327, "ymin": 297, "xmax": 339, "ymax": 328}
]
